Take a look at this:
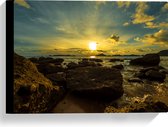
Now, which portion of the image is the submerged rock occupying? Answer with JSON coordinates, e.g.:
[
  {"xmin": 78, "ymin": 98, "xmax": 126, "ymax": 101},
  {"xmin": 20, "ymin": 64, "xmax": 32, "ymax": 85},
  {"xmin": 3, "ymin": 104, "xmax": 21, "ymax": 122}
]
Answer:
[
  {"xmin": 66, "ymin": 67, "xmax": 123, "ymax": 101},
  {"xmin": 14, "ymin": 53, "xmax": 63, "ymax": 113},
  {"xmin": 130, "ymin": 53, "xmax": 160, "ymax": 66}
]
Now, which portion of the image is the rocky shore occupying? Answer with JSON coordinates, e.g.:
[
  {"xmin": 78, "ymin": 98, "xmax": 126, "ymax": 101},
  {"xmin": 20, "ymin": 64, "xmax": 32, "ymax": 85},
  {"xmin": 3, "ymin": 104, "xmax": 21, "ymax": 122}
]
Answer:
[{"xmin": 14, "ymin": 53, "xmax": 168, "ymax": 113}]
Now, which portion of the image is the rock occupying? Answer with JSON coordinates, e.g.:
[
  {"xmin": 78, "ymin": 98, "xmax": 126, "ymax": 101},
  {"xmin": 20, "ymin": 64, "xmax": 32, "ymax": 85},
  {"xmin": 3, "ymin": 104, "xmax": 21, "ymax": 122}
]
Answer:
[
  {"xmin": 89, "ymin": 58, "xmax": 103, "ymax": 62},
  {"xmin": 159, "ymin": 69, "xmax": 168, "ymax": 74},
  {"xmin": 109, "ymin": 58, "xmax": 124, "ymax": 62},
  {"xmin": 78, "ymin": 60, "xmax": 97, "ymax": 67},
  {"xmin": 130, "ymin": 53, "xmax": 160, "ymax": 66},
  {"xmin": 104, "ymin": 101, "xmax": 168, "ymax": 112},
  {"xmin": 145, "ymin": 70, "xmax": 166, "ymax": 82},
  {"xmin": 46, "ymin": 72, "xmax": 67, "ymax": 88},
  {"xmin": 96, "ymin": 53, "xmax": 106, "ymax": 56},
  {"xmin": 67, "ymin": 62, "xmax": 79, "ymax": 69},
  {"xmin": 112, "ymin": 65, "xmax": 124, "ymax": 70},
  {"xmin": 158, "ymin": 50, "xmax": 168, "ymax": 56},
  {"xmin": 14, "ymin": 53, "xmax": 63, "ymax": 113},
  {"xmin": 37, "ymin": 63, "xmax": 64, "ymax": 75},
  {"xmin": 66, "ymin": 67, "xmax": 123, "ymax": 101},
  {"xmin": 30, "ymin": 57, "xmax": 64, "ymax": 65},
  {"xmin": 139, "ymin": 66, "xmax": 159, "ymax": 73},
  {"xmin": 50, "ymin": 58, "xmax": 64, "ymax": 65},
  {"xmin": 128, "ymin": 78, "xmax": 143, "ymax": 83}
]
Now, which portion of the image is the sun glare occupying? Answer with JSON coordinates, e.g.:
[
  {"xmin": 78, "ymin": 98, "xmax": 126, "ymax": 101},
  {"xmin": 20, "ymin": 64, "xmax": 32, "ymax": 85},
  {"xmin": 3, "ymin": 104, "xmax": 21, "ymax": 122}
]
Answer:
[{"xmin": 89, "ymin": 42, "xmax": 97, "ymax": 51}]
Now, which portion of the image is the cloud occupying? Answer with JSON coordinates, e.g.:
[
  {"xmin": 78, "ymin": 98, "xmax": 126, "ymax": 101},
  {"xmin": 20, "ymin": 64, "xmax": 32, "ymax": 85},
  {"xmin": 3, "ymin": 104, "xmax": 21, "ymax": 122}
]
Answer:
[
  {"xmin": 145, "ymin": 22, "xmax": 168, "ymax": 29},
  {"xmin": 123, "ymin": 22, "xmax": 130, "ymax": 26},
  {"xmin": 15, "ymin": 0, "xmax": 31, "ymax": 9},
  {"xmin": 162, "ymin": 3, "xmax": 168, "ymax": 11},
  {"xmin": 137, "ymin": 29, "xmax": 168, "ymax": 45},
  {"xmin": 110, "ymin": 34, "xmax": 120, "ymax": 42},
  {"xmin": 117, "ymin": 1, "xmax": 131, "ymax": 8},
  {"xmin": 132, "ymin": 2, "xmax": 155, "ymax": 24}
]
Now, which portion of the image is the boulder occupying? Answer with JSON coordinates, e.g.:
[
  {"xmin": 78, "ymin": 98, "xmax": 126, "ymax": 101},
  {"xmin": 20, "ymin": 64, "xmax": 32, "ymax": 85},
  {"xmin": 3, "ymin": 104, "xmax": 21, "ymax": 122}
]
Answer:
[
  {"xmin": 130, "ymin": 53, "xmax": 160, "ymax": 66},
  {"xmin": 66, "ymin": 67, "xmax": 123, "ymax": 101},
  {"xmin": 78, "ymin": 60, "xmax": 97, "ymax": 67},
  {"xmin": 145, "ymin": 70, "xmax": 166, "ymax": 82},
  {"xmin": 14, "ymin": 53, "xmax": 63, "ymax": 113},
  {"xmin": 135, "ymin": 67, "xmax": 166, "ymax": 82},
  {"xmin": 112, "ymin": 64, "xmax": 124, "ymax": 70},
  {"xmin": 67, "ymin": 62, "xmax": 79, "ymax": 69},
  {"xmin": 46, "ymin": 72, "xmax": 67, "ymax": 88},
  {"xmin": 36, "ymin": 63, "xmax": 64, "ymax": 75}
]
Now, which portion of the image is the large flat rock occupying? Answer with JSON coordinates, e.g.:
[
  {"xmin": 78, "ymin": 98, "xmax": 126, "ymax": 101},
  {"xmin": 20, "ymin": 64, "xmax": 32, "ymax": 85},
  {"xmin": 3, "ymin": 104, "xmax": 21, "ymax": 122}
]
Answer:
[{"xmin": 67, "ymin": 67, "xmax": 123, "ymax": 101}]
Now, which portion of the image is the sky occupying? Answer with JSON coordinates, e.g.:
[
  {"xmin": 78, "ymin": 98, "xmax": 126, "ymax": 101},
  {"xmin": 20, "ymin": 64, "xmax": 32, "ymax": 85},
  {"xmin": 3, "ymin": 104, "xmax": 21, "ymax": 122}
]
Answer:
[{"xmin": 14, "ymin": 0, "xmax": 168, "ymax": 56}]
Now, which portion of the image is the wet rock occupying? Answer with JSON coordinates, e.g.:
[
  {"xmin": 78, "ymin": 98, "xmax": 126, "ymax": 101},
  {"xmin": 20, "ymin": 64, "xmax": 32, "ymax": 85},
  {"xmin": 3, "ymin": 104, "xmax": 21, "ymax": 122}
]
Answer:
[
  {"xmin": 49, "ymin": 58, "xmax": 64, "ymax": 65},
  {"xmin": 139, "ymin": 66, "xmax": 159, "ymax": 73},
  {"xmin": 14, "ymin": 53, "xmax": 63, "ymax": 113},
  {"xmin": 112, "ymin": 64, "xmax": 124, "ymax": 70},
  {"xmin": 159, "ymin": 69, "xmax": 168, "ymax": 74},
  {"xmin": 109, "ymin": 58, "xmax": 124, "ymax": 62},
  {"xmin": 78, "ymin": 60, "xmax": 97, "ymax": 67},
  {"xmin": 67, "ymin": 62, "xmax": 79, "ymax": 69},
  {"xmin": 128, "ymin": 78, "xmax": 143, "ymax": 83},
  {"xmin": 104, "ymin": 101, "xmax": 168, "ymax": 113},
  {"xmin": 67, "ymin": 67, "xmax": 123, "ymax": 101},
  {"xmin": 89, "ymin": 58, "xmax": 103, "ymax": 62},
  {"xmin": 37, "ymin": 63, "xmax": 64, "ymax": 75},
  {"xmin": 145, "ymin": 70, "xmax": 166, "ymax": 82},
  {"xmin": 130, "ymin": 53, "xmax": 160, "ymax": 66},
  {"xmin": 46, "ymin": 72, "xmax": 67, "ymax": 88}
]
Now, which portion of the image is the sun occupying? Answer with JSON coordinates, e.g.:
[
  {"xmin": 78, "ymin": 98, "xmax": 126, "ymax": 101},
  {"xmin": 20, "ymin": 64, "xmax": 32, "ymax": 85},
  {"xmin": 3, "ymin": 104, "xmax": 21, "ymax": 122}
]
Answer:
[{"xmin": 89, "ymin": 42, "xmax": 97, "ymax": 51}]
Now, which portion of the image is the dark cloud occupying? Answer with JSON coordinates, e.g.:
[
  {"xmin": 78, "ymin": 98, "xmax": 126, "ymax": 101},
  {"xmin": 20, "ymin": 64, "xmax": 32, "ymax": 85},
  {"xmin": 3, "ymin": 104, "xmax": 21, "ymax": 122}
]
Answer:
[{"xmin": 110, "ymin": 34, "xmax": 120, "ymax": 42}]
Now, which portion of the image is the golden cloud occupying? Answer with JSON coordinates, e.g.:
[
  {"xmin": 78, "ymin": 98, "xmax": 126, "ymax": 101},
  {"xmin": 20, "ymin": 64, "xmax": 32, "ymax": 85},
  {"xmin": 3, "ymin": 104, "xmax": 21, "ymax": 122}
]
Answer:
[
  {"xmin": 132, "ymin": 2, "xmax": 155, "ymax": 24},
  {"xmin": 15, "ymin": 0, "xmax": 30, "ymax": 9},
  {"xmin": 138, "ymin": 29, "xmax": 168, "ymax": 45},
  {"xmin": 145, "ymin": 22, "xmax": 168, "ymax": 29},
  {"xmin": 117, "ymin": 1, "xmax": 131, "ymax": 8}
]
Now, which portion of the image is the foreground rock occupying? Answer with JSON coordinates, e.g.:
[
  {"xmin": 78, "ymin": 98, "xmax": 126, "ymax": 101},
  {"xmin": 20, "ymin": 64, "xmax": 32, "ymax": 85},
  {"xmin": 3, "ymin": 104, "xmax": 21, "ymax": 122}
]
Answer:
[
  {"xmin": 130, "ymin": 53, "xmax": 160, "ymax": 66},
  {"xmin": 66, "ymin": 67, "xmax": 123, "ymax": 101},
  {"xmin": 105, "ymin": 101, "xmax": 168, "ymax": 113},
  {"xmin": 134, "ymin": 66, "xmax": 166, "ymax": 82},
  {"xmin": 14, "ymin": 53, "xmax": 63, "ymax": 113}
]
